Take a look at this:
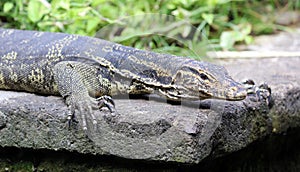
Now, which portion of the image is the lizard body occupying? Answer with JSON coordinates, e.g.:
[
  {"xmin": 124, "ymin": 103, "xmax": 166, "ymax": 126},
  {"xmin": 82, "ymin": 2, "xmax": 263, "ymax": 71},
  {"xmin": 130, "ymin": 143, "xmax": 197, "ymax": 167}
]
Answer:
[{"xmin": 0, "ymin": 28, "xmax": 247, "ymax": 131}]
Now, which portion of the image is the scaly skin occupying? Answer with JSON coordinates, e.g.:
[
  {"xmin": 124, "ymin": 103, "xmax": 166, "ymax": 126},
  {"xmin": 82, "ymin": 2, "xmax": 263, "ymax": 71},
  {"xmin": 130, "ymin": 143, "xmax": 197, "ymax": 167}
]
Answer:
[{"xmin": 0, "ymin": 28, "xmax": 247, "ymax": 132}]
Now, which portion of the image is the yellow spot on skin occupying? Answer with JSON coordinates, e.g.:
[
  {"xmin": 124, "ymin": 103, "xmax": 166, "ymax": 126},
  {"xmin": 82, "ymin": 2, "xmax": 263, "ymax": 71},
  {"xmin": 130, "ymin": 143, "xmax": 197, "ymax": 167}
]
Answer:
[
  {"xmin": 33, "ymin": 32, "xmax": 44, "ymax": 37},
  {"xmin": 20, "ymin": 39, "xmax": 29, "ymax": 44},
  {"xmin": 10, "ymin": 73, "xmax": 18, "ymax": 82},
  {"xmin": 2, "ymin": 51, "xmax": 17, "ymax": 60},
  {"xmin": 52, "ymin": 82, "xmax": 59, "ymax": 93},
  {"xmin": 0, "ymin": 72, "xmax": 10, "ymax": 89},
  {"xmin": 102, "ymin": 46, "xmax": 113, "ymax": 52},
  {"xmin": 0, "ymin": 72, "xmax": 5, "ymax": 85},
  {"xmin": 28, "ymin": 68, "xmax": 44, "ymax": 84},
  {"xmin": 46, "ymin": 35, "xmax": 78, "ymax": 59}
]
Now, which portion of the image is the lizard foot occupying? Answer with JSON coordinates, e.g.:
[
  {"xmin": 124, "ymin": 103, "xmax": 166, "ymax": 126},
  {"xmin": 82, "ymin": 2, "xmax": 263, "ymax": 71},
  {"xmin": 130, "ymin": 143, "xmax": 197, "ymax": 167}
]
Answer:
[
  {"xmin": 242, "ymin": 79, "xmax": 256, "ymax": 94},
  {"xmin": 97, "ymin": 95, "xmax": 116, "ymax": 115},
  {"xmin": 66, "ymin": 95, "xmax": 118, "ymax": 134},
  {"xmin": 242, "ymin": 79, "xmax": 272, "ymax": 106},
  {"xmin": 66, "ymin": 96, "xmax": 99, "ymax": 132}
]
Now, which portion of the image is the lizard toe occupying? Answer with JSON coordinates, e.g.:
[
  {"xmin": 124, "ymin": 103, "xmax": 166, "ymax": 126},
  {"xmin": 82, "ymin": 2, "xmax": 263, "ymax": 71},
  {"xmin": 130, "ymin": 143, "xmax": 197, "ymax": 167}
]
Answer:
[
  {"xmin": 66, "ymin": 95, "xmax": 99, "ymax": 133},
  {"xmin": 97, "ymin": 95, "xmax": 116, "ymax": 113}
]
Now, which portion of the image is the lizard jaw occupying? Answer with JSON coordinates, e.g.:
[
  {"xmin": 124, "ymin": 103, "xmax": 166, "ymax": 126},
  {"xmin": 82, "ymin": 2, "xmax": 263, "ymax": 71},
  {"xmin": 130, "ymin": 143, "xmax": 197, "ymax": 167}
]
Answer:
[
  {"xmin": 158, "ymin": 88, "xmax": 202, "ymax": 101},
  {"xmin": 159, "ymin": 85, "xmax": 247, "ymax": 101},
  {"xmin": 225, "ymin": 86, "xmax": 247, "ymax": 100}
]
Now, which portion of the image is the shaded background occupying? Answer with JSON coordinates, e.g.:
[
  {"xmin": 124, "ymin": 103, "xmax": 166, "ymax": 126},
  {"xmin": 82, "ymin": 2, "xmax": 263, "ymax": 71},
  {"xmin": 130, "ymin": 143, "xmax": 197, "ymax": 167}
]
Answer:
[{"xmin": 1, "ymin": 0, "xmax": 299, "ymax": 55}]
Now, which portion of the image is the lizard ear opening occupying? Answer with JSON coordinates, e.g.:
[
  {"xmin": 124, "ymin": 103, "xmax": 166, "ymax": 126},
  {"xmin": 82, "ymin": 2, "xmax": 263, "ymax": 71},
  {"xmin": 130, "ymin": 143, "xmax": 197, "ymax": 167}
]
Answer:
[
  {"xmin": 172, "ymin": 70, "xmax": 183, "ymax": 85},
  {"xmin": 172, "ymin": 65, "xmax": 193, "ymax": 85}
]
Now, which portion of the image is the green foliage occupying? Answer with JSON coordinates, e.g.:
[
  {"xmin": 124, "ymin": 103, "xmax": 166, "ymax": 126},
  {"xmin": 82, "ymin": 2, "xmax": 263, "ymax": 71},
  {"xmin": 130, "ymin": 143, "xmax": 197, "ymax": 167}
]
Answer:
[
  {"xmin": 0, "ymin": 0, "xmax": 298, "ymax": 55},
  {"xmin": 220, "ymin": 23, "xmax": 253, "ymax": 50}
]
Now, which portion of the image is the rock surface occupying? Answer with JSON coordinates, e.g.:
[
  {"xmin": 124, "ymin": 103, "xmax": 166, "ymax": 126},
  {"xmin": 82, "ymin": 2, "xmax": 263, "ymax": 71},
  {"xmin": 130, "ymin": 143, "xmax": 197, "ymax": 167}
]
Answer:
[
  {"xmin": 222, "ymin": 57, "xmax": 300, "ymax": 134},
  {"xmin": 236, "ymin": 27, "xmax": 300, "ymax": 52},
  {"xmin": 0, "ymin": 57, "xmax": 298, "ymax": 164}
]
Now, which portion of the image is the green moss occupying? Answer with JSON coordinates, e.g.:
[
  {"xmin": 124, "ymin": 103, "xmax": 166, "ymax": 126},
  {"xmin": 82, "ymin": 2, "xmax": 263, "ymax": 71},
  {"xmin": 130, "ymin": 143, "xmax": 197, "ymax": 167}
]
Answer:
[{"xmin": 0, "ymin": 161, "xmax": 33, "ymax": 172}]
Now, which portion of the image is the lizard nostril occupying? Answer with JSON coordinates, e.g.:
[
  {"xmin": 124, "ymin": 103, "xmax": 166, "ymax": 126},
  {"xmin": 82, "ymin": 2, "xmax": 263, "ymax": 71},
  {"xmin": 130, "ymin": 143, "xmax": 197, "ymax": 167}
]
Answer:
[{"xmin": 230, "ymin": 87, "xmax": 237, "ymax": 92}]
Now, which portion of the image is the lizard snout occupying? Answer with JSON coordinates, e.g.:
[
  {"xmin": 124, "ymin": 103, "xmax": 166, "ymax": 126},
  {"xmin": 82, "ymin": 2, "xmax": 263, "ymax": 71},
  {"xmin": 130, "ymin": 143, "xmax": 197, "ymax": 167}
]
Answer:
[{"xmin": 226, "ymin": 85, "xmax": 247, "ymax": 100}]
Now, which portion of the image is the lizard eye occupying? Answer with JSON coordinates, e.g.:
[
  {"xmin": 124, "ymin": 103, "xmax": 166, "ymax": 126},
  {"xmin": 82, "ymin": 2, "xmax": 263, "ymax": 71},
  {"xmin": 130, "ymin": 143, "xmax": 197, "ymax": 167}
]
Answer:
[{"xmin": 199, "ymin": 73, "xmax": 209, "ymax": 80}]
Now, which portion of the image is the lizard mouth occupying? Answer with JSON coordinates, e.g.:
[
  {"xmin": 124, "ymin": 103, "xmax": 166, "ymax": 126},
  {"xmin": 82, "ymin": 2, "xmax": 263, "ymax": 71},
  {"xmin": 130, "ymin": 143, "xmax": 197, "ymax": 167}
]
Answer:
[
  {"xmin": 224, "ymin": 86, "xmax": 247, "ymax": 101},
  {"xmin": 158, "ymin": 88, "xmax": 199, "ymax": 100},
  {"xmin": 197, "ymin": 84, "xmax": 247, "ymax": 101},
  {"xmin": 158, "ymin": 84, "xmax": 247, "ymax": 101}
]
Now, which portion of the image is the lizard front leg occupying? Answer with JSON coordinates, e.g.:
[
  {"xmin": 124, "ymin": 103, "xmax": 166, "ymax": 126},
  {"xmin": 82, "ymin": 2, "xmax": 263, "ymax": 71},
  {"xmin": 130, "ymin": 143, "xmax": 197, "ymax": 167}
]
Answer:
[{"xmin": 53, "ymin": 61, "xmax": 115, "ymax": 132}]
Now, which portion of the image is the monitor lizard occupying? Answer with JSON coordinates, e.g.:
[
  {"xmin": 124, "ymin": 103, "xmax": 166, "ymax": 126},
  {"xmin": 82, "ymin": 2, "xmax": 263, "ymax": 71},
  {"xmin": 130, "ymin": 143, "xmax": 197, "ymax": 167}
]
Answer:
[{"xmin": 0, "ymin": 28, "xmax": 247, "ymax": 131}]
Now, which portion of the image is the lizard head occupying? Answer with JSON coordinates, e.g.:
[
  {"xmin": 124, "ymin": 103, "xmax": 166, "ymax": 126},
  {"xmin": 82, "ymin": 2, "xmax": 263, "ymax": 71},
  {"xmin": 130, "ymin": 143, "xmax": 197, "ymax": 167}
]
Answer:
[{"xmin": 161, "ymin": 60, "xmax": 247, "ymax": 101}]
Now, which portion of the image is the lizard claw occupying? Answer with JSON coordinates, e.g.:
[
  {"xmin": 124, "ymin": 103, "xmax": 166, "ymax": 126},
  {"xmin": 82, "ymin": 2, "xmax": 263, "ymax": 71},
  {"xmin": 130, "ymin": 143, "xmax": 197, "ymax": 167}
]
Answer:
[
  {"xmin": 242, "ymin": 79, "xmax": 272, "ymax": 106},
  {"xmin": 67, "ymin": 110, "xmax": 75, "ymax": 129},
  {"xmin": 97, "ymin": 95, "xmax": 116, "ymax": 114},
  {"xmin": 242, "ymin": 79, "xmax": 256, "ymax": 94}
]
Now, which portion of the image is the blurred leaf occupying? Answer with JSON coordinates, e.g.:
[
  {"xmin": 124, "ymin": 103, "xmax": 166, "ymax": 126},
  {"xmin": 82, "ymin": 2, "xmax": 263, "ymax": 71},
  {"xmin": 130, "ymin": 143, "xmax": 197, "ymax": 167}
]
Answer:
[
  {"xmin": 220, "ymin": 31, "xmax": 235, "ymax": 50},
  {"xmin": 87, "ymin": 17, "xmax": 100, "ymax": 33},
  {"xmin": 51, "ymin": 0, "xmax": 70, "ymax": 10},
  {"xmin": 27, "ymin": 0, "xmax": 49, "ymax": 22},
  {"xmin": 91, "ymin": 0, "xmax": 107, "ymax": 7},
  {"xmin": 240, "ymin": 23, "xmax": 251, "ymax": 35},
  {"xmin": 3, "ymin": 2, "xmax": 14, "ymax": 13},
  {"xmin": 182, "ymin": 25, "xmax": 192, "ymax": 38},
  {"xmin": 244, "ymin": 35, "xmax": 253, "ymax": 44},
  {"xmin": 220, "ymin": 23, "xmax": 253, "ymax": 50},
  {"xmin": 202, "ymin": 13, "xmax": 214, "ymax": 25}
]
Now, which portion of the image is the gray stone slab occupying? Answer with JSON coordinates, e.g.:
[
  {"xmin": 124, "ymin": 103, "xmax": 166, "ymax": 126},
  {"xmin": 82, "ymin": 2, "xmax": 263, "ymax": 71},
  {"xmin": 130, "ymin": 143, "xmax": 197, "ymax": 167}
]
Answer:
[{"xmin": 0, "ymin": 57, "xmax": 299, "ymax": 164}]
